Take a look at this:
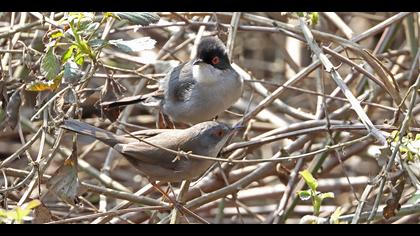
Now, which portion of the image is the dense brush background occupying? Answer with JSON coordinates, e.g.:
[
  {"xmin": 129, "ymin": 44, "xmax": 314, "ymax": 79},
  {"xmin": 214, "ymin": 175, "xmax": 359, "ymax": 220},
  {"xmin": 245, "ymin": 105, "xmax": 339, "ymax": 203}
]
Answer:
[{"xmin": 0, "ymin": 12, "xmax": 419, "ymax": 224}]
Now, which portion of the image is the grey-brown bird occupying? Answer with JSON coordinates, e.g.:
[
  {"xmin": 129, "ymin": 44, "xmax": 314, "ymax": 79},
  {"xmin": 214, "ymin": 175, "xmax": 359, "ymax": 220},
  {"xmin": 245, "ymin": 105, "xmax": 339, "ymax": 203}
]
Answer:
[
  {"xmin": 100, "ymin": 36, "xmax": 243, "ymax": 127},
  {"xmin": 61, "ymin": 119, "xmax": 238, "ymax": 182}
]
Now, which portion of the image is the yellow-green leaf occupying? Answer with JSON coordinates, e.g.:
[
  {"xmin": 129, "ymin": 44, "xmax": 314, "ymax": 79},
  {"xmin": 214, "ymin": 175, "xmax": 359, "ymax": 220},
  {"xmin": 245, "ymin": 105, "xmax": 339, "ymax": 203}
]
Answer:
[
  {"xmin": 61, "ymin": 45, "xmax": 77, "ymax": 64},
  {"xmin": 77, "ymin": 39, "xmax": 95, "ymax": 59},
  {"xmin": 23, "ymin": 199, "xmax": 41, "ymax": 210},
  {"xmin": 330, "ymin": 207, "xmax": 342, "ymax": 224},
  {"xmin": 309, "ymin": 12, "xmax": 319, "ymax": 25},
  {"xmin": 50, "ymin": 30, "xmax": 63, "ymax": 39},
  {"xmin": 299, "ymin": 169, "xmax": 318, "ymax": 191},
  {"xmin": 319, "ymin": 192, "xmax": 335, "ymax": 200}
]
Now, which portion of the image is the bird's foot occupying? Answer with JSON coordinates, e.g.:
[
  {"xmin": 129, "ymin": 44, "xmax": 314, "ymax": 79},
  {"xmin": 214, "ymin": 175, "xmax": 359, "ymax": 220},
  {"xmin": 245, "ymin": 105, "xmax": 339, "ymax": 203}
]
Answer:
[
  {"xmin": 150, "ymin": 181, "xmax": 184, "ymax": 211},
  {"xmin": 157, "ymin": 111, "xmax": 175, "ymax": 129}
]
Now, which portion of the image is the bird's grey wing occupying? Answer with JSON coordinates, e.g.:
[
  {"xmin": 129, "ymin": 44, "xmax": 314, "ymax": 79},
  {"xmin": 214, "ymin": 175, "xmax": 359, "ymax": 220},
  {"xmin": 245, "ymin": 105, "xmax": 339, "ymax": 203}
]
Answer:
[
  {"xmin": 115, "ymin": 131, "xmax": 190, "ymax": 170},
  {"xmin": 115, "ymin": 143, "xmax": 176, "ymax": 170},
  {"xmin": 126, "ymin": 128, "xmax": 172, "ymax": 138},
  {"xmin": 164, "ymin": 61, "xmax": 196, "ymax": 102}
]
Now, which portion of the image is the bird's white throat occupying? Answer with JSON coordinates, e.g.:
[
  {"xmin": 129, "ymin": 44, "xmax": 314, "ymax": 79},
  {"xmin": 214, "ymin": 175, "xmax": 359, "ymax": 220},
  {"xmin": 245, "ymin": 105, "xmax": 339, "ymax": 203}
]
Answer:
[{"xmin": 192, "ymin": 64, "xmax": 225, "ymax": 85}]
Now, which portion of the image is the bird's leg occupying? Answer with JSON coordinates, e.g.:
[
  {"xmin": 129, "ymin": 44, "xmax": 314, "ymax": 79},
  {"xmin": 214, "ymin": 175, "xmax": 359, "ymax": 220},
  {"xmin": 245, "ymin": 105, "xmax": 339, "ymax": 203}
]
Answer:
[
  {"xmin": 149, "ymin": 181, "xmax": 185, "ymax": 213},
  {"xmin": 157, "ymin": 111, "xmax": 176, "ymax": 129}
]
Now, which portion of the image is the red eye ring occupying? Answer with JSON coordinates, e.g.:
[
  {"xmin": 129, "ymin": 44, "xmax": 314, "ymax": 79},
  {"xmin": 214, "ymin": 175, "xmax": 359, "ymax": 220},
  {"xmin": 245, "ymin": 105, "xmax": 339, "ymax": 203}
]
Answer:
[
  {"xmin": 212, "ymin": 56, "xmax": 220, "ymax": 65},
  {"xmin": 214, "ymin": 130, "xmax": 224, "ymax": 137}
]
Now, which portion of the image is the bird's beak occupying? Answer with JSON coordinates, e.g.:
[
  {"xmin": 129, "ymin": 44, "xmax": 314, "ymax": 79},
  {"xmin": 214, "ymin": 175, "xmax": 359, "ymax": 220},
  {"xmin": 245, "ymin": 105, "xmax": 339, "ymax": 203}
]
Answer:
[
  {"xmin": 228, "ymin": 124, "xmax": 244, "ymax": 135},
  {"xmin": 231, "ymin": 124, "xmax": 245, "ymax": 131},
  {"xmin": 193, "ymin": 58, "xmax": 204, "ymax": 65}
]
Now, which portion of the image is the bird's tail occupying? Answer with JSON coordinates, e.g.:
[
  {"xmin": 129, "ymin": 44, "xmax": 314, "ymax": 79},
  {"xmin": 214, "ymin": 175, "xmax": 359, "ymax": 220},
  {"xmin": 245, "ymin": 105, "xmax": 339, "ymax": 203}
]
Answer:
[
  {"xmin": 61, "ymin": 119, "xmax": 125, "ymax": 147},
  {"xmin": 100, "ymin": 92, "xmax": 161, "ymax": 110}
]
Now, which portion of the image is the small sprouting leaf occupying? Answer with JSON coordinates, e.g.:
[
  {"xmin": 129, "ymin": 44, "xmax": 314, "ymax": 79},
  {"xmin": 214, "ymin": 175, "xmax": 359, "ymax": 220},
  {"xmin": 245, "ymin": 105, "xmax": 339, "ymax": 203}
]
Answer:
[
  {"xmin": 109, "ymin": 37, "xmax": 156, "ymax": 53},
  {"xmin": 26, "ymin": 74, "xmax": 63, "ymax": 92},
  {"xmin": 388, "ymin": 130, "xmax": 399, "ymax": 142},
  {"xmin": 299, "ymin": 170, "xmax": 318, "ymax": 191},
  {"xmin": 297, "ymin": 190, "xmax": 312, "ymax": 201},
  {"xmin": 41, "ymin": 47, "xmax": 61, "ymax": 80},
  {"xmin": 23, "ymin": 199, "xmax": 42, "ymax": 210},
  {"xmin": 61, "ymin": 45, "xmax": 77, "ymax": 64},
  {"xmin": 330, "ymin": 207, "xmax": 342, "ymax": 224},
  {"xmin": 74, "ymin": 49, "xmax": 85, "ymax": 65},
  {"xmin": 1, "ymin": 199, "xmax": 41, "ymax": 224},
  {"xmin": 63, "ymin": 60, "xmax": 82, "ymax": 85},
  {"xmin": 319, "ymin": 192, "xmax": 335, "ymax": 200},
  {"xmin": 113, "ymin": 12, "xmax": 160, "ymax": 26},
  {"xmin": 77, "ymin": 39, "xmax": 95, "ymax": 59},
  {"xmin": 309, "ymin": 12, "xmax": 319, "ymax": 25},
  {"xmin": 103, "ymin": 12, "xmax": 114, "ymax": 19},
  {"xmin": 49, "ymin": 30, "xmax": 64, "ymax": 39}
]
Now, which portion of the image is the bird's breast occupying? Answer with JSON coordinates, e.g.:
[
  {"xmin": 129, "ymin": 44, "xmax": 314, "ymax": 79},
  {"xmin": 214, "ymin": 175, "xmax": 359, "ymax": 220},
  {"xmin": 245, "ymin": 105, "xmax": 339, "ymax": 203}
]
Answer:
[{"xmin": 164, "ymin": 65, "xmax": 242, "ymax": 124}]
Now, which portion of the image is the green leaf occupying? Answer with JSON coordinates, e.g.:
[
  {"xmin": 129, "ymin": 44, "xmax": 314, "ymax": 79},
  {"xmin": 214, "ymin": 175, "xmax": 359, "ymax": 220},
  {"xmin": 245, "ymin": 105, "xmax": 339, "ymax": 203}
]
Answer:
[
  {"xmin": 389, "ymin": 130, "xmax": 399, "ymax": 142},
  {"xmin": 61, "ymin": 45, "xmax": 77, "ymax": 64},
  {"xmin": 113, "ymin": 12, "xmax": 160, "ymax": 26},
  {"xmin": 103, "ymin": 12, "xmax": 114, "ymax": 19},
  {"xmin": 41, "ymin": 47, "xmax": 60, "ymax": 80},
  {"xmin": 319, "ymin": 192, "xmax": 335, "ymax": 200},
  {"xmin": 0, "ymin": 199, "xmax": 40, "ymax": 224},
  {"xmin": 23, "ymin": 199, "xmax": 41, "ymax": 210},
  {"xmin": 330, "ymin": 207, "xmax": 342, "ymax": 224},
  {"xmin": 109, "ymin": 37, "xmax": 156, "ymax": 53},
  {"xmin": 50, "ymin": 30, "xmax": 63, "ymax": 39},
  {"xmin": 299, "ymin": 169, "xmax": 318, "ymax": 191},
  {"xmin": 309, "ymin": 12, "xmax": 319, "ymax": 25},
  {"xmin": 297, "ymin": 190, "xmax": 312, "ymax": 201},
  {"xmin": 77, "ymin": 39, "xmax": 95, "ymax": 58},
  {"xmin": 0, "ymin": 209, "xmax": 6, "ymax": 217},
  {"xmin": 74, "ymin": 49, "xmax": 85, "ymax": 66}
]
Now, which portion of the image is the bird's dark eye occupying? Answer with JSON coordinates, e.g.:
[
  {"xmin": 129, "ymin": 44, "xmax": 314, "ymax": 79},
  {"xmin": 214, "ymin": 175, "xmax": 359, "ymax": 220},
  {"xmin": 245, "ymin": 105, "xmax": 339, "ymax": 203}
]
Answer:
[
  {"xmin": 211, "ymin": 56, "xmax": 220, "ymax": 65},
  {"xmin": 213, "ymin": 129, "xmax": 224, "ymax": 137}
]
